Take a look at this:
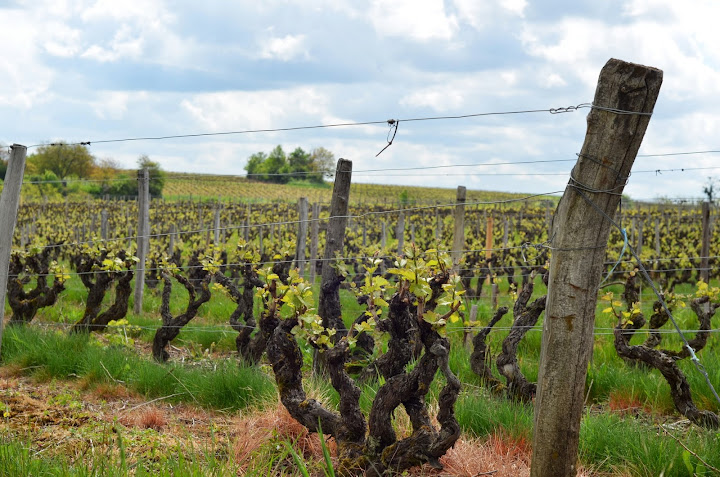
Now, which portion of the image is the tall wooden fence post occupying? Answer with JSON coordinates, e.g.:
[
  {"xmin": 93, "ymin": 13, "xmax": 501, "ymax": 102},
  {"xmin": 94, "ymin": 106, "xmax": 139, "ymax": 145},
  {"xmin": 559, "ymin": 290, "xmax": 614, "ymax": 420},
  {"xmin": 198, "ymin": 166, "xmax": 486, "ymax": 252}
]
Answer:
[
  {"xmin": 396, "ymin": 210, "xmax": 405, "ymax": 254},
  {"xmin": 0, "ymin": 144, "xmax": 27, "ymax": 356},
  {"xmin": 700, "ymin": 201, "xmax": 711, "ymax": 283},
  {"xmin": 531, "ymin": 59, "xmax": 662, "ymax": 477},
  {"xmin": 309, "ymin": 203, "xmax": 320, "ymax": 284},
  {"xmin": 451, "ymin": 186, "xmax": 466, "ymax": 271},
  {"xmin": 133, "ymin": 168, "xmax": 150, "ymax": 315},
  {"xmin": 296, "ymin": 197, "xmax": 309, "ymax": 276},
  {"xmin": 318, "ymin": 159, "xmax": 352, "ymax": 333}
]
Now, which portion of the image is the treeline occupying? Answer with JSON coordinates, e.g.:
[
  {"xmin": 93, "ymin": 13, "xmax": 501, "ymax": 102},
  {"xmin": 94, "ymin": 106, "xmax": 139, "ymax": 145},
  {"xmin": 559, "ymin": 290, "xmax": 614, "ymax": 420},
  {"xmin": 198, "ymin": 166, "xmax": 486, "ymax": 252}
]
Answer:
[
  {"xmin": 0, "ymin": 142, "xmax": 165, "ymax": 199},
  {"xmin": 244, "ymin": 145, "xmax": 334, "ymax": 184}
]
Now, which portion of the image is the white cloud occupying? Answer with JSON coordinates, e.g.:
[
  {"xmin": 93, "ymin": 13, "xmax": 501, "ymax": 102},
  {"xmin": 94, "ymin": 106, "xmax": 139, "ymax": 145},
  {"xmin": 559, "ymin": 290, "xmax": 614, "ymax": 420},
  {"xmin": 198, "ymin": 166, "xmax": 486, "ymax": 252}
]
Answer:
[
  {"xmin": 180, "ymin": 87, "xmax": 331, "ymax": 132},
  {"xmin": 499, "ymin": 0, "xmax": 527, "ymax": 16},
  {"xmin": 42, "ymin": 23, "xmax": 82, "ymax": 58},
  {"xmin": 89, "ymin": 91, "xmax": 150, "ymax": 120},
  {"xmin": 82, "ymin": 25, "xmax": 145, "ymax": 62},
  {"xmin": 398, "ymin": 69, "xmax": 524, "ymax": 112},
  {"xmin": 259, "ymin": 34, "xmax": 309, "ymax": 61},
  {"xmin": 0, "ymin": 10, "xmax": 54, "ymax": 109},
  {"xmin": 369, "ymin": 0, "xmax": 458, "ymax": 41}
]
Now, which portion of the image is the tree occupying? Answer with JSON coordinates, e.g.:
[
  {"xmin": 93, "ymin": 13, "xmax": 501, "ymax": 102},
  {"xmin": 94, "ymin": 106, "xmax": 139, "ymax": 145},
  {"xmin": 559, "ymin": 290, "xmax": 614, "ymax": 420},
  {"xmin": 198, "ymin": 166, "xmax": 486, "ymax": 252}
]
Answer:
[
  {"xmin": 702, "ymin": 176, "xmax": 717, "ymax": 203},
  {"xmin": 244, "ymin": 145, "xmax": 335, "ymax": 185},
  {"xmin": 137, "ymin": 155, "xmax": 166, "ymax": 198},
  {"xmin": 264, "ymin": 145, "xmax": 289, "ymax": 184},
  {"xmin": 309, "ymin": 147, "xmax": 335, "ymax": 180},
  {"xmin": 288, "ymin": 147, "xmax": 311, "ymax": 180},
  {"xmin": 244, "ymin": 152, "xmax": 266, "ymax": 180},
  {"xmin": 28, "ymin": 142, "xmax": 96, "ymax": 178}
]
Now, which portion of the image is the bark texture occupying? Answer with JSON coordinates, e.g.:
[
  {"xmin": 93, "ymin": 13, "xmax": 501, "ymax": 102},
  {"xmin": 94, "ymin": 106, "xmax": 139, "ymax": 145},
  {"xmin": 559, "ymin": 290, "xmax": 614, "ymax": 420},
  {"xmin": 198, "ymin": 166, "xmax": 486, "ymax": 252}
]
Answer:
[{"xmin": 152, "ymin": 270, "xmax": 211, "ymax": 362}]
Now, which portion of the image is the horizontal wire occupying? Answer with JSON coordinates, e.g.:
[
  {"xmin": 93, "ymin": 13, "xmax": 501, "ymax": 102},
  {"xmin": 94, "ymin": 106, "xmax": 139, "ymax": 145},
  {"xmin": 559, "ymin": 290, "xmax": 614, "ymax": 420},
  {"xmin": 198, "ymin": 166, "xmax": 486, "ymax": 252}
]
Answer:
[{"xmin": 27, "ymin": 103, "xmax": 620, "ymax": 149}]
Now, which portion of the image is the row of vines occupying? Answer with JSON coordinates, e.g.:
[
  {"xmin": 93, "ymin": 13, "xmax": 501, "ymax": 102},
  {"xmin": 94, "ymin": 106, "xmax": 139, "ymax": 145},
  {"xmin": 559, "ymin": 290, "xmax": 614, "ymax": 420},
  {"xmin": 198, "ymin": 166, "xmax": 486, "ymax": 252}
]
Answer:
[{"xmin": 4, "ymin": 196, "xmax": 720, "ymax": 474}]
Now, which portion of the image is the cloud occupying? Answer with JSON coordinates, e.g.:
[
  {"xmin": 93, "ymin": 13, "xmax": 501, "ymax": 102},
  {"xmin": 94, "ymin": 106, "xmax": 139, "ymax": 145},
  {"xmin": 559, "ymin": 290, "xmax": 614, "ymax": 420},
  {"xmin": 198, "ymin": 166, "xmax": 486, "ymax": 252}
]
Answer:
[
  {"xmin": 82, "ymin": 25, "xmax": 145, "ymax": 62},
  {"xmin": 259, "ymin": 34, "xmax": 309, "ymax": 61},
  {"xmin": 180, "ymin": 87, "xmax": 331, "ymax": 132},
  {"xmin": 369, "ymin": 0, "xmax": 458, "ymax": 41}
]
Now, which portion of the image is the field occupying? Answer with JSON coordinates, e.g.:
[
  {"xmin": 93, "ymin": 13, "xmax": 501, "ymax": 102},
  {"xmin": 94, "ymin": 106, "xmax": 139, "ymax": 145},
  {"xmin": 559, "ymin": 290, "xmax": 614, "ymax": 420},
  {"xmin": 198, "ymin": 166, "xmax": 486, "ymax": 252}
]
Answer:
[{"xmin": 2, "ymin": 176, "xmax": 719, "ymax": 476}]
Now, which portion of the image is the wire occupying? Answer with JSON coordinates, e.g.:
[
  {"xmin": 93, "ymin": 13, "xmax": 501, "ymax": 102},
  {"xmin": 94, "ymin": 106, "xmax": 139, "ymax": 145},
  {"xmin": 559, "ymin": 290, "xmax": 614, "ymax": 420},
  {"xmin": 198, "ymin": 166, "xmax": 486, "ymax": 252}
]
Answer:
[{"xmin": 26, "ymin": 102, "xmax": 650, "ymax": 149}]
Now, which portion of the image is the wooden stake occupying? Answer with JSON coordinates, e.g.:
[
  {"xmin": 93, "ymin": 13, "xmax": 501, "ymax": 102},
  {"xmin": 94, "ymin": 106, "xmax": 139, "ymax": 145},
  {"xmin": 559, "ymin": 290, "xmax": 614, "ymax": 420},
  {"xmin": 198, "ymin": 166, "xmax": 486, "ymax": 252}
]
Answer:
[
  {"xmin": 531, "ymin": 59, "xmax": 662, "ymax": 477},
  {"xmin": 133, "ymin": 168, "xmax": 150, "ymax": 315},
  {"xmin": 451, "ymin": 186, "xmax": 467, "ymax": 271},
  {"xmin": 296, "ymin": 197, "xmax": 309, "ymax": 276},
  {"xmin": 0, "ymin": 145, "xmax": 26, "ymax": 355},
  {"xmin": 700, "ymin": 201, "xmax": 711, "ymax": 283}
]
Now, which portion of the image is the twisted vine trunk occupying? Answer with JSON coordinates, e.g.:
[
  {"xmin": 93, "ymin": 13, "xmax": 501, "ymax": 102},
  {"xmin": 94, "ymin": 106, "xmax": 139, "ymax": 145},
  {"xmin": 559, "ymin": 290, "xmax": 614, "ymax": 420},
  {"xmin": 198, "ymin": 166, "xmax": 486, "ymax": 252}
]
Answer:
[
  {"xmin": 71, "ymin": 251, "xmax": 134, "ymax": 334},
  {"xmin": 7, "ymin": 250, "xmax": 66, "ymax": 325},
  {"xmin": 470, "ymin": 306, "xmax": 509, "ymax": 389},
  {"xmin": 266, "ymin": 272, "xmax": 461, "ymax": 475},
  {"xmin": 496, "ymin": 275, "xmax": 547, "ymax": 401},
  {"xmin": 152, "ymin": 271, "xmax": 211, "ymax": 362}
]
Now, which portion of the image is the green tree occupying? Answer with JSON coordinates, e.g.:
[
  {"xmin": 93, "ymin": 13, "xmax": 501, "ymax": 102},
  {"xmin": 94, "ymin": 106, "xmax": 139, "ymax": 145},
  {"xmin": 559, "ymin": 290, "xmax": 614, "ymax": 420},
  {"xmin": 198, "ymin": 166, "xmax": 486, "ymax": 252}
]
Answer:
[
  {"xmin": 264, "ymin": 145, "xmax": 289, "ymax": 184},
  {"xmin": 138, "ymin": 155, "xmax": 166, "ymax": 198},
  {"xmin": 309, "ymin": 147, "xmax": 335, "ymax": 182},
  {"xmin": 244, "ymin": 152, "xmax": 267, "ymax": 180},
  {"xmin": 28, "ymin": 142, "xmax": 96, "ymax": 178},
  {"xmin": 288, "ymin": 147, "xmax": 311, "ymax": 180},
  {"xmin": 0, "ymin": 145, "xmax": 8, "ymax": 180},
  {"xmin": 244, "ymin": 145, "xmax": 335, "ymax": 184}
]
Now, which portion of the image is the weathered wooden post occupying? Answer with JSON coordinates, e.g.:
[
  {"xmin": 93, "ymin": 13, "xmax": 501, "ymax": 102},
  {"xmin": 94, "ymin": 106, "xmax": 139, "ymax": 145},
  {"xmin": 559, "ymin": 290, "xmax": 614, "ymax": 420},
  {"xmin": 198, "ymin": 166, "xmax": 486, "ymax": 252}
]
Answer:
[
  {"xmin": 532, "ymin": 59, "xmax": 662, "ymax": 477},
  {"xmin": 213, "ymin": 206, "xmax": 221, "ymax": 244},
  {"xmin": 700, "ymin": 201, "xmax": 711, "ymax": 283},
  {"xmin": 318, "ymin": 159, "xmax": 352, "ymax": 333},
  {"xmin": 295, "ymin": 197, "xmax": 309, "ymax": 276},
  {"xmin": 309, "ymin": 203, "xmax": 320, "ymax": 284},
  {"xmin": 396, "ymin": 210, "xmax": 405, "ymax": 254},
  {"xmin": 451, "ymin": 186, "xmax": 467, "ymax": 271},
  {"xmin": 101, "ymin": 209, "xmax": 109, "ymax": 241},
  {"xmin": 133, "ymin": 168, "xmax": 150, "ymax": 315},
  {"xmin": 0, "ymin": 145, "xmax": 26, "ymax": 355}
]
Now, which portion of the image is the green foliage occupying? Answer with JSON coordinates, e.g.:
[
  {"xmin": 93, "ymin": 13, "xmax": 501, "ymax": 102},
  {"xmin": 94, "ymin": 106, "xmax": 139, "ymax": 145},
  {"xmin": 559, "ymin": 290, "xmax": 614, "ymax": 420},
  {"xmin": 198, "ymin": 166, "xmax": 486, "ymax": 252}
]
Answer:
[
  {"xmin": 244, "ymin": 145, "xmax": 334, "ymax": 184},
  {"xmin": 28, "ymin": 142, "xmax": 96, "ymax": 179},
  {"xmin": 138, "ymin": 155, "xmax": 166, "ymax": 198}
]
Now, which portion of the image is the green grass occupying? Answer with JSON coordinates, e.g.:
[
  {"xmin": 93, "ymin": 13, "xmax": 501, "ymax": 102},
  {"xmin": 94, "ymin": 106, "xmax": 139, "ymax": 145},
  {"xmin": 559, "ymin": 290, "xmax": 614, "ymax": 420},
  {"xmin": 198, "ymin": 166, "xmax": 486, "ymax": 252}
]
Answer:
[
  {"xmin": 1, "ymin": 326, "xmax": 276, "ymax": 412},
  {"xmin": 580, "ymin": 412, "xmax": 720, "ymax": 476}
]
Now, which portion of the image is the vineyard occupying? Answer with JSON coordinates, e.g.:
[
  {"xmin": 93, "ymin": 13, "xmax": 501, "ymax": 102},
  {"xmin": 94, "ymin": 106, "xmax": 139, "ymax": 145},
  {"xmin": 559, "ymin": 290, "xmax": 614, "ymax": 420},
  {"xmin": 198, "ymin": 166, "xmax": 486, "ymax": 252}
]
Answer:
[
  {"xmin": 1, "ymin": 60, "xmax": 719, "ymax": 476},
  {"xmin": 1, "ymin": 175, "xmax": 719, "ymax": 475}
]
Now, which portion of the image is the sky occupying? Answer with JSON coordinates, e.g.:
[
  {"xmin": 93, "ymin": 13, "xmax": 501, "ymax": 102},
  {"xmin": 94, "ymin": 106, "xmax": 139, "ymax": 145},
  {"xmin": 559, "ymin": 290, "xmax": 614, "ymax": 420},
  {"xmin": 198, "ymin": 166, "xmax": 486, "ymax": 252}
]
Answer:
[{"xmin": 1, "ymin": 0, "xmax": 719, "ymax": 201}]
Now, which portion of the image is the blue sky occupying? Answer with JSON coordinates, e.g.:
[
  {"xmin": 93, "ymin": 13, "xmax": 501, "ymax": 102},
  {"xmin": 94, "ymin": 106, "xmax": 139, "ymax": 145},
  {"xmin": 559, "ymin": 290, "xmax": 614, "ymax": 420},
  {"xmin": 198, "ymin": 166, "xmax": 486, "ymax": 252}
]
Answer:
[{"xmin": 1, "ymin": 0, "xmax": 719, "ymax": 200}]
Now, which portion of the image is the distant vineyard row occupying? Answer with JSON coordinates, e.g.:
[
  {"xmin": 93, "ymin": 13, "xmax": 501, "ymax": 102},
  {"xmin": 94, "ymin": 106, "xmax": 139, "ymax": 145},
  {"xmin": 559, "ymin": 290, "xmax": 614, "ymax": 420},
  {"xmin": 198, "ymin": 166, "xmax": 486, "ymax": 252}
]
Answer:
[{"xmin": 161, "ymin": 173, "xmax": 539, "ymax": 205}]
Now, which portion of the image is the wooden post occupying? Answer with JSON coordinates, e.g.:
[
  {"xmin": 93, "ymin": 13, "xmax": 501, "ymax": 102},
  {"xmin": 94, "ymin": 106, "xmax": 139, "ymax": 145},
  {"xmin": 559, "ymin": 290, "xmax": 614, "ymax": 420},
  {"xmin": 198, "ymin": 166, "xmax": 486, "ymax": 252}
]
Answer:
[
  {"xmin": 133, "ymin": 168, "xmax": 150, "ymax": 315},
  {"xmin": 296, "ymin": 197, "xmax": 309, "ymax": 276},
  {"xmin": 381, "ymin": 221, "xmax": 387, "ymax": 249},
  {"xmin": 531, "ymin": 59, "xmax": 662, "ymax": 477},
  {"xmin": 0, "ymin": 145, "xmax": 27, "ymax": 355},
  {"xmin": 451, "ymin": 186, "xmax": 467, "ymax": 271},
  {"xmin": 464, "ymin": 304, "xmax": 478, "ymax": 350},
  {"xmin": 101, "ymin": 209, "xmax": 109, "ymax": 241},
  {"xmin": 435, "ymin": 208, "xmax": 441, "ymax": 243},
  {"xmin": 700, "ymin": 201, "xmax": 711, "ymax": 283},
  {"xmin": 636, "ymin": 218, "xmax": 644, "ymax": 256},
  {"xmin": 309, "ymin": 203, "xmax": 320, "ymax": 284},
  {"xmin": 318, "ymin": 159, "xmax": 352, "ymax": 333},
  {"xmin": 396, "ymin": 210, "xmax": 405, "ymax": 254},
  {"xmin": 213, "ymin": 207, "xmax": 221, "ymax": 244},
  {"xmin": 169, "ymin": 224, "xmax": 176, "ymax": 256}
]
